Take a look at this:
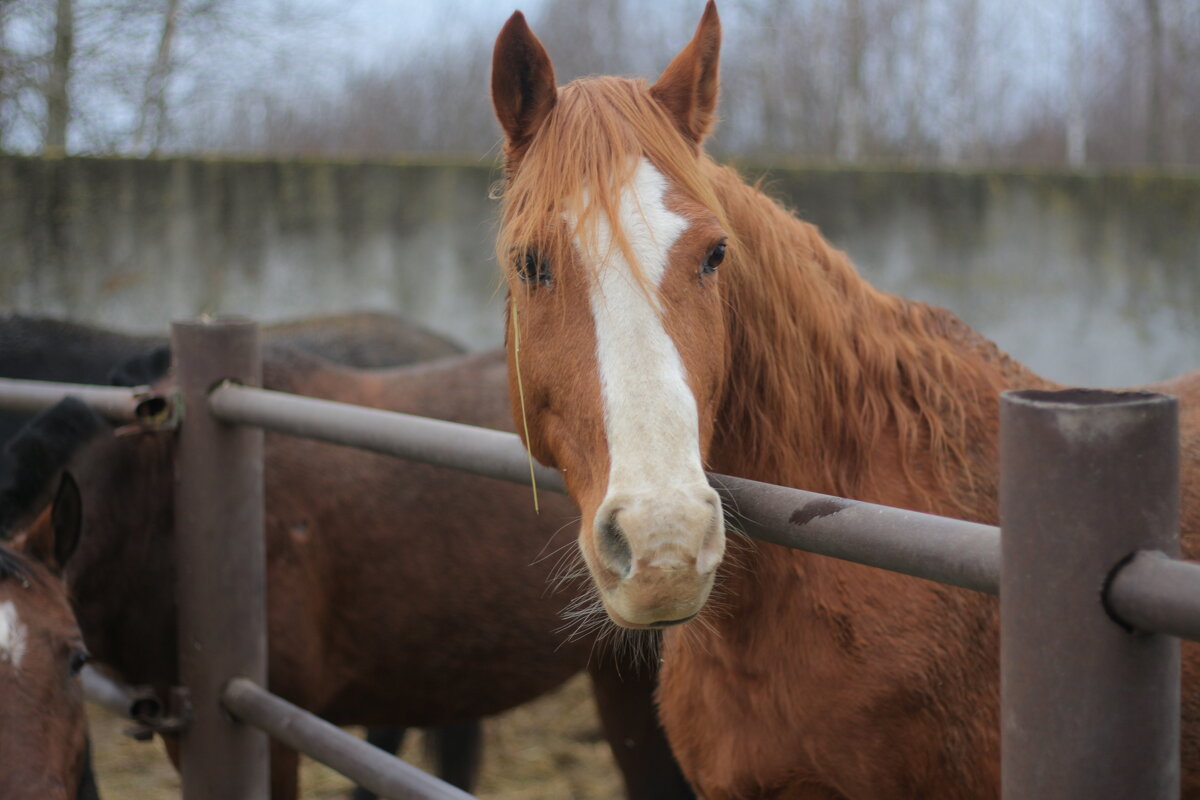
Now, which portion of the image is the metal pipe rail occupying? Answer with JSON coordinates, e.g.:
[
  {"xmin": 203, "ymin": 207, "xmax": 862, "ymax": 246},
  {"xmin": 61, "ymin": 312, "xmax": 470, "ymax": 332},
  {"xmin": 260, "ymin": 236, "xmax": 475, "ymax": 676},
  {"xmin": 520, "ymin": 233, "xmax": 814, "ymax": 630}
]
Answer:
[
  {"xmin": 207, "ymin": 381, "xmax": 565, "ymax": 492},
  {"xmin": 3, "ymin": 359, "xmax": 1197, "ymax": 800},
  {"xmin": 209, "ymin": 382, "xmax": 1000, "ymax": 592},
  {"xmin": 710, "ymin": 474, "xmax": 1001, "ymax": 594},
  {"xmin": 81, "ymin": 665, "xmax": 162, "ymax": 724},
  {"xmin": 0, "ymin": 377, "xmax": 1195, "ymax": 632},
  {"xmin": 0, "ymin": 377, "xmax": 164, "ymax": 423},
  {"xmin": 210, "ymin": 371, "xmax": 1190, "ymax": 800},
  {"xmin": 1107, "ymin": 551, "xmax": 1200, "ymax": 641},
  {"xmin": 222, "ymin": 678, "xmax": 475, "ymax": 800},
  {"xmin": 211, "ymin": 381, "xmax": 1200, "ymax": 639}
]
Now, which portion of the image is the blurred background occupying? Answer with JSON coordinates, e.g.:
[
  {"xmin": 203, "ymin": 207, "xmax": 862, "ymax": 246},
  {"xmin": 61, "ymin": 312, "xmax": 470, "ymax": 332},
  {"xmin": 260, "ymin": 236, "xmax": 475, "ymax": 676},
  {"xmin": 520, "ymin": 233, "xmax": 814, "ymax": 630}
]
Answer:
[
  {"xmin": 2, "ymin": 3, "xmax": 1198, "ymax": 797},
  {"xmin": 1, "ymin": 0, "xmax": 1198, "ymax": 383},
  {"xmin": 4, "ymin": 0, "xmax": 1199, "ymax": 166}
]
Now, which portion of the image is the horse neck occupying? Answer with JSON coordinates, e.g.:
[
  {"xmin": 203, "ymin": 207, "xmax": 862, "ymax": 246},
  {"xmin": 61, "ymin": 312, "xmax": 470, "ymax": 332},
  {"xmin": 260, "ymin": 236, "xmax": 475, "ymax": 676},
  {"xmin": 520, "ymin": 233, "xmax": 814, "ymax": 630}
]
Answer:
[{"xmin": 704, "ymin": 161, "xmax": 1045, "ymax": 520}]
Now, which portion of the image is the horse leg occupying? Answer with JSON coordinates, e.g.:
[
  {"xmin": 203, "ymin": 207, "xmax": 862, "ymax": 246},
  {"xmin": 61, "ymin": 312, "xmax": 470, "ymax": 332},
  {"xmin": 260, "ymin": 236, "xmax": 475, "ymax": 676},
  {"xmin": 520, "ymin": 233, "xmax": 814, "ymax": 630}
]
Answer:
[
  {"xmin": 268, "ymin": 739, "xmax": 300, "ymax": 800},
  {"xmin": 425, "ymin": 722, "xmax": 484, "ymax": 791},
  {"xmin": 350, "ymin": 727, "xmax": 407, "ymax": 800},
  {"xmin": 587, "ymin": 659, "xmax": 696, "ymax": 800}
]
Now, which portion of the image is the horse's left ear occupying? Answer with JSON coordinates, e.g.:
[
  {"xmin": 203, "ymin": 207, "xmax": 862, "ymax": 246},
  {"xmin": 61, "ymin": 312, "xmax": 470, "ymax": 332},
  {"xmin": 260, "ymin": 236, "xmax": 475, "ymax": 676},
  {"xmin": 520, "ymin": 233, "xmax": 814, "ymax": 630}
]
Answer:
[
  {"xmin": 49, "ymin": 473, "xmax": 82, "ymax": 571},
  {"xmin": 651, "ymin": 0, "xmax": 721, "ymax": 148},
  {"xmin": 492, "ymin": 11, "xmax": 558, "ymax": 163}
]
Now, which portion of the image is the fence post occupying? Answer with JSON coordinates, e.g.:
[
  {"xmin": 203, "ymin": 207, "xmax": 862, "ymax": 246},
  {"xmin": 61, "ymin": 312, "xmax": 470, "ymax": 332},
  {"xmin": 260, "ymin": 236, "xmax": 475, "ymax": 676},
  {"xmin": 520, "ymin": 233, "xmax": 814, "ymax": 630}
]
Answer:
[
  {"xmin": 1000, "ymin": 388, "xmax": 1180, "ymax": 800},
  {"xmin": 173, "ymin": 318, "xmax": 269, "ymax": 799}
]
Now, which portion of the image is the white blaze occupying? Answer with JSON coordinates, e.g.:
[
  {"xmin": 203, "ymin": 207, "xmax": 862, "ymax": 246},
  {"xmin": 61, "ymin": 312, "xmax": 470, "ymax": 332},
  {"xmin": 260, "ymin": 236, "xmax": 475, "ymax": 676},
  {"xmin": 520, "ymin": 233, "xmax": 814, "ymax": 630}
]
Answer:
[
  {"xmin": 579, "ymin": 159, "xmax": 705, "ymax": 497},
  {"xmin": 0, "ymin": 599, "xmax": 28, "ymax": 669}
]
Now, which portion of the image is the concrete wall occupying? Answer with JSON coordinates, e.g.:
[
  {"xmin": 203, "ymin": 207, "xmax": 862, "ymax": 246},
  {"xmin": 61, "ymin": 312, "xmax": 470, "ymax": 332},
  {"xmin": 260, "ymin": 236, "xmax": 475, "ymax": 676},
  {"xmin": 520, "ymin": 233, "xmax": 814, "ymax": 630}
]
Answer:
[
  {"xmin": 0, "ymin": 156, "xmax": 504, "ymax": 350},
  {"xmin": 2, "ymin": 155, "xmax": 1197, "ymax": 386}
]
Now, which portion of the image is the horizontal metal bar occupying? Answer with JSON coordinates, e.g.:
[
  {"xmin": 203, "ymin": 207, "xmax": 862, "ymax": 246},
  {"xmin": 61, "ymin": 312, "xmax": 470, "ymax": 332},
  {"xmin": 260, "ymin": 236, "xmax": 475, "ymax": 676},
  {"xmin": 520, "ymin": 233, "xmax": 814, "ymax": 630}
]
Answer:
[
  {"xmin": 209, "ymin": 383, "xmax": 1000, "ymax": 593},
  {"xmin": 1106, "ymin": 550, "xmax": 1200, "ymax": 640},
  {"xmin": 0, "ymin": 377, "xmax": 174, "ymax": 427},
  {"xmin": 81, "ymin": 665, "xmax": 161, "ymax": 723},
  {"xmin": 207, "ymin": 382, "xmax": 565, "ymax": 492},
  {"xmin": 221, "ymin": 677, "xmax": 475, "ymax": 800},
  {"xmin": 711, "ymin": 474, "xmax": 1000, "ymax": 595}
]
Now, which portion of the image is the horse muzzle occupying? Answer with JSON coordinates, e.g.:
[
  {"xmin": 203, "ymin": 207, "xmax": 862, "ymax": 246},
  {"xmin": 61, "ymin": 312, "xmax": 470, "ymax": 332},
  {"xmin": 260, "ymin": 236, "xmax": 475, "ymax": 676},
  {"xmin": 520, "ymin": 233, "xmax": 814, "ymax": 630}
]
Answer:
[{"xmin": 588, "ymin": 485, "xmax": 725, "ymax": 628}]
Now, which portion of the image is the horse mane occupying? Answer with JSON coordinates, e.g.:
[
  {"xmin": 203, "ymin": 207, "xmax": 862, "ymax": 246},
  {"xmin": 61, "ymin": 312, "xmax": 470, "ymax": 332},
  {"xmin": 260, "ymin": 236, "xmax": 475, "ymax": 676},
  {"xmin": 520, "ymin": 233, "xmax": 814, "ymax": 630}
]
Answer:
[
  {"xmin": 496, "ymin": 76, "xmax": 732, "ymax": 292},
  {"xmin": 709, "ymin": 163, "xmax": 1017, "ymax": 515},
  {"xmin": 0, "ymin": 397, "xmax": 112, "ymax": 538}
]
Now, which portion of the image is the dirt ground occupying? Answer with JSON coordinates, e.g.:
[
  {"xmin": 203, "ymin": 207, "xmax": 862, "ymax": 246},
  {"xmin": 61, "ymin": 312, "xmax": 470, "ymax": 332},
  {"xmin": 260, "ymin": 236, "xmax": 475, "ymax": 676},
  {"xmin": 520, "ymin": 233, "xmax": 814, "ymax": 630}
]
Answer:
[{"xmin": 88, "ymin": 673, "xmax": 622, "ymax": 799}]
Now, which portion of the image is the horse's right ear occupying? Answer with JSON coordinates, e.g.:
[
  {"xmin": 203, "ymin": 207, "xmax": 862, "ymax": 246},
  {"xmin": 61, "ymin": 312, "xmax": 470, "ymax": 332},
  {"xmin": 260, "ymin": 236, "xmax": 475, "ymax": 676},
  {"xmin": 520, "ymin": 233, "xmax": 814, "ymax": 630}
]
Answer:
[
  {"xmin": 491, "ymin": 11, "xmax": 557, "ymax": 164},
  {"xmin": 49, "ymin": 473, "xmax": 82, "ymax": 570}
]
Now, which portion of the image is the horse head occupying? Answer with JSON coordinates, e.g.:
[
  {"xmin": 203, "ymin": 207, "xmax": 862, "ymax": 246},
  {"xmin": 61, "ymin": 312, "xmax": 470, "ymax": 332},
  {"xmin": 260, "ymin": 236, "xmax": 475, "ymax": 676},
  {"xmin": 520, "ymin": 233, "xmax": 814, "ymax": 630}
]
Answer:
[
  {"xmin": 492, "ymin": 2, "xmax": 730, "ymax": 628},
  {"xmin": 0, "ymin": 478, "xmax": 91, "ymax": 800}
]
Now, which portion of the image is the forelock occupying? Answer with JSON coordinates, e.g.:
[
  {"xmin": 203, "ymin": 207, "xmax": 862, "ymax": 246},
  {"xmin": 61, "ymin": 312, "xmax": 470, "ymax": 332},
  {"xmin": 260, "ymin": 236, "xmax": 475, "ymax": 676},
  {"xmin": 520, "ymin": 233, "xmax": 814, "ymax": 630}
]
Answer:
[{"xmin": 496, "ymin": 76, "xmax": 727, "ymax": 290}]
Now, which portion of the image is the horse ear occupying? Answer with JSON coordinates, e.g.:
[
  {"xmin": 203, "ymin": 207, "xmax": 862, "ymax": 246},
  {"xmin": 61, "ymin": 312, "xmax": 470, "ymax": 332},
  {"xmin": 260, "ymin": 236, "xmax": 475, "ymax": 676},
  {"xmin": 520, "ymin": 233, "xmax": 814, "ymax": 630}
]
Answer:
[
  {"xmin": 50, "ymin": 473, "xmax": 82, "ymax": 570},
  {"xmin": 651, "ymin": 0, "xmax": 721, "ymax": 148},
  {"xmin": 491, "ymin": 11, "xmax": 557, "ymax": 162}
]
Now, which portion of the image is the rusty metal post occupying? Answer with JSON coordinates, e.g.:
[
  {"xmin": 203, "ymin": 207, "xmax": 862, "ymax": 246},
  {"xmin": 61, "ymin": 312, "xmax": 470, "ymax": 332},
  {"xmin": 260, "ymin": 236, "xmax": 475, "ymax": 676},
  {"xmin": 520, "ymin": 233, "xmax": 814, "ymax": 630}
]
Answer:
[
  {"xmin": 173, "ymin": 318, "xmax": 268, "ymax": 799},
  {"xmin": 1000, "ymin": 389, "xmax": 1179, "ymax": 800}
]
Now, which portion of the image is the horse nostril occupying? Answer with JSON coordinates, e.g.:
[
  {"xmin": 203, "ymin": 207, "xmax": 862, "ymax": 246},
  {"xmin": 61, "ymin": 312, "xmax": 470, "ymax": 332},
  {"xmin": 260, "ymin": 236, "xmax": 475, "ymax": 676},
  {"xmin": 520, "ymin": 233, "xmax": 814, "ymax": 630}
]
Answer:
[{"xmin": 597, "ymin": 511, "xmax": 633, "ymax": 578}]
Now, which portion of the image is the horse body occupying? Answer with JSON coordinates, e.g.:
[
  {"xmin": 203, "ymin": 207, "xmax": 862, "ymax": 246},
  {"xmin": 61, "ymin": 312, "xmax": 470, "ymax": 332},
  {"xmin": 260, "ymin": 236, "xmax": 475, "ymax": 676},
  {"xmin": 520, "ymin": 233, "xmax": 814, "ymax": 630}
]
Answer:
[
  {"xmin": 665, "ymin": 161, "xmax": 1200, "ymax": 799},
  {"xmin": 489, "ymin": 4, "xmax": 1200, "ymax": 797},
  {"xmin": 16, "ymin": 347, "xmax": 690, "ymax": 800},
  {"xmin": 256, "ymin": 350, "xmax": 591, "ymax": 725},
  {"xmin": 0, "ymin": 484, "xmax": 94, "ymax": 800}
]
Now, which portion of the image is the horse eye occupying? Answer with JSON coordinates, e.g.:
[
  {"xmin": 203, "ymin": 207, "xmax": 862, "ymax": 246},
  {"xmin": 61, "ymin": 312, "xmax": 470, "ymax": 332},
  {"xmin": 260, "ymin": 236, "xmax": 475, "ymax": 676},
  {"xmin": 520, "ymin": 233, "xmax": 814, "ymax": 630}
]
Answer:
[
  {"xmin": 702, "ymin": 242, "xmax": 726, "ymax": 274},
  {"xmin": 516, "ymin": 251, "xmax": 551, "ymax": 285},
  {"xmin": 68, "ymin": 647, "xmax": 90, "ymax": 678}
]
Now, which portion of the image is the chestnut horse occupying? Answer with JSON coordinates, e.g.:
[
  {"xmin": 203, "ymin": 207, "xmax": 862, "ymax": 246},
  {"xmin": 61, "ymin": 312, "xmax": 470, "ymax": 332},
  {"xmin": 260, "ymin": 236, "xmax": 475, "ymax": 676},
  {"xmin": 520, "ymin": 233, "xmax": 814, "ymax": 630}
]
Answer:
[
  {"xmin": 0, "ymin": 479, "xmax": 97, "ymax": 800},
  {"xmin": 490, "ymin": 4, "xmax": 1200, "ymax": 797},
  {"xmin": 3, "ymin": 348, "xmax": 692, "ymax": 800}
]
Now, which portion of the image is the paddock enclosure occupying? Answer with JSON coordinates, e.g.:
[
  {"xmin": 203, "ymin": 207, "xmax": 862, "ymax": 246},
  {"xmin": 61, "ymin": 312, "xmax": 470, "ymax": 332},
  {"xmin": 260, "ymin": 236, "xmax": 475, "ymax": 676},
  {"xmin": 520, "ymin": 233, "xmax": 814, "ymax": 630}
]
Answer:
[{"xmin": 0, "ymin": 315, "xmax": 1195, "ymax": 799}]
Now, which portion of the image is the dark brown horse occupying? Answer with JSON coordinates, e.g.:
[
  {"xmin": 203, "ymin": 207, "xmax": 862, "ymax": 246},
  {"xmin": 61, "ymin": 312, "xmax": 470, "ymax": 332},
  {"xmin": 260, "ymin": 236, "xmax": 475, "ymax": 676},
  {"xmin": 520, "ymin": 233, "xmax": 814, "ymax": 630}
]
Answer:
[
  {"xmin": 0, "ymin": 310, "xmax": 466, "ymax": 797},
  {"xmin": 7, "ymin": 346, "xmax": 691, "ymax": 800},
  {"xmin": 489, "ymin": 4, "xmax": 1200, "ymax": 797},
  {"xmin": 0, "ymin": 476, "xmax": 96, "ymax": 800}
]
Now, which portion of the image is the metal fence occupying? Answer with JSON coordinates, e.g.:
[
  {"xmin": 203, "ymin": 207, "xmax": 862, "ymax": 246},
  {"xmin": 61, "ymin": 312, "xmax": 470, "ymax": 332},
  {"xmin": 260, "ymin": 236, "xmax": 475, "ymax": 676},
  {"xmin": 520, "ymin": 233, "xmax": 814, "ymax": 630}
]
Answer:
[{"xmin": 1, "ymin": 315, "xmax": 1196, "ymax": 800}]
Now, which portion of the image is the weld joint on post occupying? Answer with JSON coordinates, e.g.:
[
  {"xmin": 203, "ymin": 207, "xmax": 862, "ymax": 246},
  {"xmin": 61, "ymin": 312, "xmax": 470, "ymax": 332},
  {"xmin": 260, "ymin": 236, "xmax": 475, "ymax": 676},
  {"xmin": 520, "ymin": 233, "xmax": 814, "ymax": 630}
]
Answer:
[{"xmin": 1101, "ymin": 550, "xmax": 1143, "ymax": 634}]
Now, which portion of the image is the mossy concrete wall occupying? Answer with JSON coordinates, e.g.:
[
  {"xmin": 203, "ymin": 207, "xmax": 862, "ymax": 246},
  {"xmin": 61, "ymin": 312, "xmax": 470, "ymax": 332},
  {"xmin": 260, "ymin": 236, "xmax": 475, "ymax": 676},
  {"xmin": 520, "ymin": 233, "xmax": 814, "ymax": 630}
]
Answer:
[
  {"xmin": 2, "ymin": 155, "xmax": 1196, "ymax": 385},
  {"xmin": 1, "ymin": 156, "xmax": 504, "ymax": 350}
]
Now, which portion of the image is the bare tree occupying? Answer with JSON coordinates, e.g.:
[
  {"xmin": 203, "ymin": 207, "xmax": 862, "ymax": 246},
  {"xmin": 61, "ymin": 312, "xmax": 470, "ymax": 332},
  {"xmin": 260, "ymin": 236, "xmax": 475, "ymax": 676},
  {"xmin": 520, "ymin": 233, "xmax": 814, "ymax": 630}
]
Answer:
[
  {"xmin": 938, "ymin": 0, "xmax": 980, "ymax": 164},
  {"xmin": 44, "ymin": 0, "xmax": 72, "ymax": 153},
  {"xmin": 1066, "ymin": 0, "xmax": 1087, "ymax": 166},
  {"xmin": 8, "ymin": 0, "xmax": 1193, "ymax": 168},
  {"xmin": 1143, "ymin": 0, "xmax": 1166, "ymax": 165},
  {"xmin": 836, "ymin": 0, "xmax": 866, "ymax": 162},
  {"xmin": 132, "ymin": 0, "xmax": 179, "ymax": 155}
]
